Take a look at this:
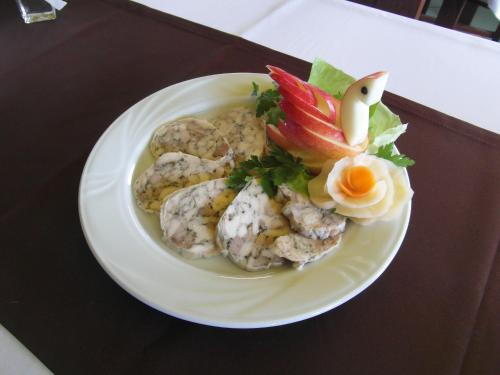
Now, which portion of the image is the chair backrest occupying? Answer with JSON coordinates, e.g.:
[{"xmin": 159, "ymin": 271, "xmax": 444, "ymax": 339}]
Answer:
[
  {"xmin": 348, "ymin": 0, "xmax": 427, "ymax": 19},
  {"xmin": 348, "ymin": 0, "xmax": 499, "ymax": 41},
  {"xmin": 434, "ymin": 0, "xmax": 500, "ymax": 41}
]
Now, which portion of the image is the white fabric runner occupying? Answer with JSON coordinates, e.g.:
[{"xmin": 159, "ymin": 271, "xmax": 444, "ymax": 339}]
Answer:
[
  {"xmin": 0, "ymin": 326, "xmax": 52, "ymax": 375},
  {"xmin": 137, "ymin": 0, "xmax": 500, "ymax": 134}
]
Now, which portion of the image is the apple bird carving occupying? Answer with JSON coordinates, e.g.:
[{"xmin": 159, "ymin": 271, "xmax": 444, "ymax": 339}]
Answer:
[
  {"xmin": 265, "ymin": 66, "xmax": 389, "ymax": 170},
  {"xmin": 341, "ymin": 71, "xmax": 389, "ymax": 145}
]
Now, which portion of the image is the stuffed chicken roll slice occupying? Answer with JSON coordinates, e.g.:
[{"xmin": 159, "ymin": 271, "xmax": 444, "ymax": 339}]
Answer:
[
  {"xmin": 160, "ymin": 179, "xmax": 236, "ymax": 259},
  {"xmin": 216, "ymin": 179, "xmax": 290, "ymax": 271},
  {"xmin": 211, "ymin": 107, "xmax": 266, "ymax": 163},
  {"xmin": 270, "ymin": 234, "xmax": 342, "ymax": 270},
  {"xmin": 150, "ymin": 117, "xmax": 233, "ymax": 161},
  {"xmin": 278, "ymin": 185, "xmax": 346, "ymax": 240},
  {"xmin": 133, "ymin": 152, "xmax": 232, "ymax": 213}
]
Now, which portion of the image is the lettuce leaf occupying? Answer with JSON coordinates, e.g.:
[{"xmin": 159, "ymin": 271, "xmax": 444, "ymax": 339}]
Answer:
[
  {"xmin": 307, "ymin": 58, "xmax": 403, "ymax": 152},
  {"xmin": 308, "ymin": 59, "xmax": 354, "ymax": 95},
  {"xmin": 367, "ymin": 123, "xmax": 407, "ymax": 154}
]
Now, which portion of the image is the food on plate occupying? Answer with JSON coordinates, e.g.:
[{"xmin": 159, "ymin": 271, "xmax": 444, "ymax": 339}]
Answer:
[
  {"xmin": 160, "ymin": 179, "xmax": 235, "ymax": 258},
  {"xmin": 215, "ymin": 179, "xmax": 346, "ymax": 271},
  {"xmin": 278, "ymin": 185, "xmax": 345, "ymax": 240},
  {"xmin": 133, "ymin": 58, "xmax": 415, "ymax": 272},
  {"xmin": 340, "ymin": 71, "xmax": 388, "ymax": 146},
  {"xmin": 150, "ymin": 117, "xmax": 233, "ymax": 160},
  {"xmin": 211, "ymin": 107, "xmax": 266, "ymax": 163},
  {"xmin": 263, "ymin": 65, "xmax": 387, "ymax": 163},
  {"xmin": 133, "ymin": 152, "xmax": 232, "ymax": 213},
  {"xmin": 269, "ymin": 185, "xmax": 345, "ymax": 269},
  {"xmin": 265, "ymin": 124, "xmax": 329, "ymax": 173},
  {"xmin": 270, "ymin": 234, "xmax": 342, "ymax": 269},
  {"xmin": 216, "ymin": 179, "xmax": 289, "ymax": 271},
  {"xmin": 226, "ymin": 144, "xmax": 312, "ymax": 197},
  {"xmin": 307, "ymin": 159, "xmax": 337, "ymax": 209},
  {"xmin": 309, "ymin": 153, "xmax": 413, "ymax": 225},
  {"xmin": 256, "ymin": 62, "xmax": 407, "ymax": 169}
]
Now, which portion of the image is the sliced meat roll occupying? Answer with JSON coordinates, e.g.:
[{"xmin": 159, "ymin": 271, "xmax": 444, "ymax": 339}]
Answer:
[
  {"xmin": 160, "ymin": 179, "xmax": 236, "ymax": 259},
  {"xmin": 278, "ymin": 186, "xmax": 346, "ymax": 240},
  {"xmin": 150, "ymin": 117, "xmax": 233, "ymax": 160},
  {"xmin": 133, "ymin": 152, "xmax": 232, "ymax": 213},
  {"xmin": 216, "ymin": 179, "xmax": 289, "ymax": 271},
  {"xmin": 212, "ymin": 107, "xmax": 266, "ymax": 163},
  {"xmin": 271, "ymin": 234, "xmax": 342, "ymax": 269}
]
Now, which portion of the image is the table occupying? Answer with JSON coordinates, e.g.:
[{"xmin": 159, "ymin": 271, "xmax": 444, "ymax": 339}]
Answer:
[{"xmin": 1, "ymin": 1, "xmax": 499, "ymax": 374}]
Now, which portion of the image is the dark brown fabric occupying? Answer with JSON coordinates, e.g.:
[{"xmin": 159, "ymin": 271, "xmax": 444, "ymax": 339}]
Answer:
[{"xmin": 0, "ymin": 1, "xmax": 498, "ymax": 374}]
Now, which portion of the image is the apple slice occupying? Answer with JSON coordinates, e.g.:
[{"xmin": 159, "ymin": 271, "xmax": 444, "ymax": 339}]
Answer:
[
  {"xmin": 280, "ymin": 99, "xmax": 343, "ymax": 139},
  {"xmin": 268, "ymin": 65, "xmax": 338, "ymax": 123},
  {"xmin": 279, "ymin": 86, "xmax": 337, "ymax": 125},
  {"xmin": 281, "ymin": 118, "xmax": 367, "ymax": 160},
  {"xmin": 266, "ymin": 124, "xmax": 299, "ymax": 150},
  {"xmin": 269, "ymin": 123, "xmax": 330, "ymax": 173},
  {"xmin": 288, "ymin": 149, "xmax": 329, "ymax": 174},
  {"xmin": 269, "ymin": 73, "xmax": 314, "ymax": 104},
  {"xmin": 277, "ymin": 118, "xmax": 312, "ymax": 151},
  {"xmin": 342, "ymin": 71, "xmax": 389, "ymax": 146},
  {"xmin": 267, "ymin": 65, "xmax": 309, "ymax": 92},
  {"xmin": 309, "ymin": 85, "xmax": 338, "ymax": 123}
]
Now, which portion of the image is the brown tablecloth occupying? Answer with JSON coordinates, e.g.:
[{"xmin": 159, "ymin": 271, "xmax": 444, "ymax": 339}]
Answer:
[{"xmin": 1, "ymin": 1, "xmax": 499, "ymax": 374}]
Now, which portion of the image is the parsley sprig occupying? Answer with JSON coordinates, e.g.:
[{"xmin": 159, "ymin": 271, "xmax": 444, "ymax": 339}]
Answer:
[
  {"xmin": 375, "ymin": 143, "xmax": 415, "ymax": 167},
  {"xmin": 227, "ymin": 144, "xmax": 312, "ymax": 197},
  {"xmin": 251, "ymin": 82, "xmax": 285, "ymax": 126}
]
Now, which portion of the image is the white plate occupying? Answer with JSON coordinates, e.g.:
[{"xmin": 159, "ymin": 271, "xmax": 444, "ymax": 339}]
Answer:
[{"xmin": 78, "ymin": 73, "xmax": 411, "ymax": 328}]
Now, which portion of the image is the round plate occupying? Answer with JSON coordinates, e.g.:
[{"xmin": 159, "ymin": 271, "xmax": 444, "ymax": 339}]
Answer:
[{"xmin": 78, "ymin": 73, "xmax": 411, "ymax": 328}]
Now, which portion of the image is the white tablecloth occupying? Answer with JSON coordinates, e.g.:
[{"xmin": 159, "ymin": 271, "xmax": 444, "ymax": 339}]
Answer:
[
  {"xmin": 2, "ymin": 1, "xmax": 500, "ymax": 374},
  {"xmin": 137, "ymin": 0, "xmax": 500, "ymax": 134}
]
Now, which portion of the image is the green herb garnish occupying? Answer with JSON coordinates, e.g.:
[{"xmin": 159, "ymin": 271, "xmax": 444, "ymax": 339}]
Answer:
[
  {"xmin": 251, "ymin": 81, "xmax": 259, "ymax": 96},
  {"xmin": 375, "ymin": 143, "xmax": 415, "ymax": 167},
  {"xmin": 251, "ymin": 82, "xmax": 285, "ymax": 126},
  {"xmin": 227, "ymin": 144, "xmax": 312, "ymax": 197}
]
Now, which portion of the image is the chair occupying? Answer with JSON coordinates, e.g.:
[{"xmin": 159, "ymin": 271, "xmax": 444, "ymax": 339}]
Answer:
[
  {"xmin": 347, "ymin": 0, "xmax": 427, "ymax": 19},
  {"xmin": 433, "ymin": 0, "xmax": 500, "ymax": 41},
  {"xmin": 348, "ymin": 0, "xmax": 499, "ymax": 41}
]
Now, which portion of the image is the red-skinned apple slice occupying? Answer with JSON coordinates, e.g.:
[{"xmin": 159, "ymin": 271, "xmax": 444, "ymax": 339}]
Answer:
[
  {"xmin": 280, "ymin": 99, "xmax": 344, "ymax": 139},
  {"xmin": 269, "ymin": 72, "xmax": 315, "ymax": 104},
  {"xmin": 269, "ymin": 123, "xmax": 330, "ymax": 173},
  {"xmin": 277, "ymin": 119, "xmax": 312, "ymax": 151},
  {"xmin": 279, "ymin": 86, "xmax": 337, "ymax": 125},
  {"xmin": 267, "ymin": 66, "xmax": 308, "ymax": 91},
  {"xmin": 268, "ymin": 65, "xmax": 338, "ymax": 122},
  {"xmin": 280, "ymin": 118, "xmax": 367, "ymax": 159},
  {"xmin": 266, "ymin": 124, "xmax": 298, "ymax": 150},
  {"xmin": 309, "ymin": 85, "xmax": 338, "ymax": 122}
]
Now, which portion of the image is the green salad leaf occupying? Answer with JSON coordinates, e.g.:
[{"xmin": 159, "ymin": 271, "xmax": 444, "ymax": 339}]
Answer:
[
  {"xmin": 308, "ymin": 59, "xmax": 354, "ymax": 95},
  {"xmin": 367, "ymin": 123, "xmax": 407, "ymax": 154}
]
